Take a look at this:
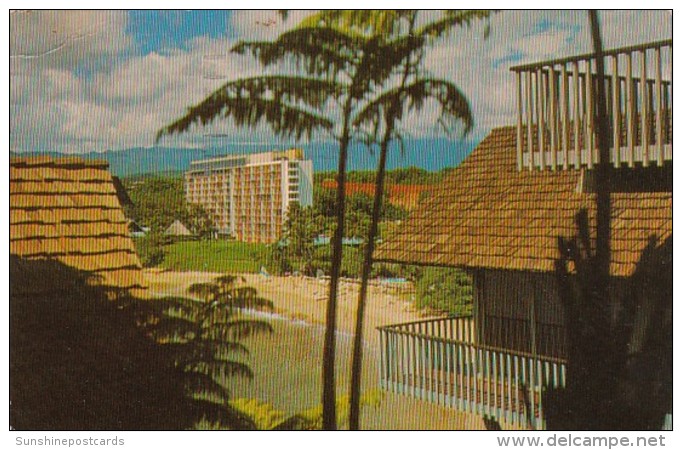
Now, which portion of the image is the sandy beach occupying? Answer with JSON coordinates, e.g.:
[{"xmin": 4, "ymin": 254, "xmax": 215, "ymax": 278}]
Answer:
[
  {"xmin": 143, "ymin": 269, "xmax": 498, "ymax": 429},
  {"xmin": 144, "ymin": 269, "xmax": 439, "ymax": 346}
]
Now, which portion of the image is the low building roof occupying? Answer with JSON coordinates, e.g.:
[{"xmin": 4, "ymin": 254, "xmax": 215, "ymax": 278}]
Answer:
[
  {"xmin": 10, "ymin": 156, "xmax": 145, "ymax": 294},
  {"xmin": 164, "ymin": 220, "xmax": 193, "ymax": 236},
  {"xmin": 375, "ymin": 126, "xmax": 671, "ymax": 277}
]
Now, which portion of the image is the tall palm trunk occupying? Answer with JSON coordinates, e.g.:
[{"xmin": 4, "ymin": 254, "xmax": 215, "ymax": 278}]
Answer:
[
  {"xmin": 348, "ymin": 118, "xmax": 394, "ymax": 430},
  {"xmin": 588, "ymin": 9, "xmax": 615, "ymax": 427},
  {"xmin": 322, "ymin": 98, "xmax": 354, "ymax": 430},
  {"xmin": 348, "ymin": 14, "xmax": 418, "ymax": 431},
  {"xmin": 589, "ymin": 11, "xmax": 611, "ymax": 299}
]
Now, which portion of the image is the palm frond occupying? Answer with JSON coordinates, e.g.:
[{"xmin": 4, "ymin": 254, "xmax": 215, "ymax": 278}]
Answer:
[
  {"xmin": 224, "ymin": 287, "xmax": 275, "ymax": 310},
  {"xmin": 187, "ymin": 396, "xmax": 259, "ymax": 430},
  {"xmin": 351, "ymin": 34, "xmax": 425, "ymax": 98},
  {"xmin": 187, "ymin": 282, "xmax": 219, "ymax": 301},
  {"xmin": 156, "ymin": 76, "xmax": 337, "ymax": 142},
  {"xmin": 151, "ymin": 316, "xmax": 199, "ymax": 342},
  {"xmin": 213, "ymin": 274, "xmax": 239, "ymax": 291},
  {"xmin": 270, "ymin": 414, "xmax": 320, "ymax": 430},
  {"xmin": 232, "ymin": 27, "xmax": 365, "ymax": 76},
  {"xmin": 184, "ymin": 360, "xmax": 254, "ymax": 380},
  {"xmin": 297, "ymin": 10, "xmax": 415, "ymax": 37},
  {"xmin": 208, "ymin": 319, "xmax": 274, "ymax": 341},
  {"xmin": 183, "ymin": 371, "xmax": 230, "ymax": 401},
  {"xmin": 354, "ymin": 77, "xmax": 473, "ymax": 137}
]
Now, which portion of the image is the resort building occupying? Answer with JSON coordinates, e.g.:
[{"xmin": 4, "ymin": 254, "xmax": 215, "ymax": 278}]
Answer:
[
  {"xmin": 185, "ymin": 149, "xmax": 313, "ymax": 243},
  {"xmin": 375, "ymin": 40, "xmax": 671, "ymax": 430}
]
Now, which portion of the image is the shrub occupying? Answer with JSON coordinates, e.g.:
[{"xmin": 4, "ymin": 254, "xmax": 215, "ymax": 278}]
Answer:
[
  {"xmin": 415, "ymin": 267, "xmax": 473, "ymax": 316},
  {"xmin": 135, "ymin": 232, "xmax": 167, "ymax": 267}
]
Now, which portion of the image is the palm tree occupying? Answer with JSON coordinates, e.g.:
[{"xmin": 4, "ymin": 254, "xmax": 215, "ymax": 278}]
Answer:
[
  {"xmin": 150, "ymin": 277, "xmax": 274, "ymax": 429},
  {"xmin": 306, "ymin": 10, "xmax": 492, "ymax": 429},
  {"xmin": 157, "ymin": 21, "xmax": 423, "ymax": 429}
]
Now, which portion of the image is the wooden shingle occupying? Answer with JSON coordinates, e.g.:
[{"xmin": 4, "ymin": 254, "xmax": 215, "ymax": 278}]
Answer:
[
  {"xmin": 10, "ymin": 157, "xmax": 145, "ymax": 294},
  {"xmin": 376, "ymin": 126, "xmax": 672, "ymax": 277}
]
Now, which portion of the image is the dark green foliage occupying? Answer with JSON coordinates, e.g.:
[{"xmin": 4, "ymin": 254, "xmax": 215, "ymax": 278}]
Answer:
[
  {"xmin": 124, "ymin": 176, "xmax": 187, "ymax": 232},
  {"xmin": 144, "ymin": 276, "xmax": 275, "ymax": 430},
  {"xmin": 283, "ymin": 203, "xmax": 325, "ymax": 272},
  {"xmin": 157, "ymin": 76, "xmax": 337, "ymax": 142},
  {"xmin": 314, "ymin": 166, "xmax": 458, "ymax": 186},
  {"xmin": 313, "ymin": 187, "xmax": 407, "ymax": 233},
  {"xmin": 187, "ymin": 203, "xmax": 216, "ymax": 239},
  {"xmin": 264, "ymin": 244, "xmax": 293, "ymax": 276},
  {"xmin": 354, "ymin": 77, "xmax": 473, "ymax": 137},
  {"xmin": 307, "ymin": 246, "xmax": 363, "ymax": 279},
  {"xmin": 124, "ymin": 176, "xmax": 214, "ymax": 238},
  {"xmin": 313, "ymin": 186, "xmax": 338, "ymax": 217},
  {"xmin": 415, "ymin": 267, "xmax": 473, "ymax": 316},
  {"xmin": 135, "ymin": 231, "xmax": 168, "ymax": 267}
]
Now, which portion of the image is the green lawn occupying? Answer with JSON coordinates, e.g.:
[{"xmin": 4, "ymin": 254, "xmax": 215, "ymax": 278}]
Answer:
[{"xmin": 161, "ymin": 240, "xmax": 269, "ymax": 273}]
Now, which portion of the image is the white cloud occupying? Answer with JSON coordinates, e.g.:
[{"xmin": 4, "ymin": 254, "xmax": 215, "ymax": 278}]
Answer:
[
  {"xmin": 9, "ymin": 10, "xmax": 673, "ymax": 154},
  {"xmin": 10, "ymin": 10, "xmax": 130, "ymax": 70}
]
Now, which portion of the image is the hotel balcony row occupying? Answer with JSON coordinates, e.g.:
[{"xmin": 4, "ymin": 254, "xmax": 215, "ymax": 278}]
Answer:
[{"xmin": 512, "ymin": 39, "xmax": 671, "ymax": 171}]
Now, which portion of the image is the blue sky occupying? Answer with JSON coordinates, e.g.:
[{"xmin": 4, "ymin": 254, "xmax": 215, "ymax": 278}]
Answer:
[
  {"xmin": 9, "ymin": 10, "xmax": 672, "ymax": 158},
  {"xmin": 126, "ymin": 11, "xmax": 235, "ymax": 54}
]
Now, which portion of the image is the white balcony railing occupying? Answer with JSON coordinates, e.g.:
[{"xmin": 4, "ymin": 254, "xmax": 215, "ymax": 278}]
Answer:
[
  {"xmin": 512, "ymin": 40, "xmax": 671, "ymax": 171},
  {"xmin": 377, "ymin": 316, "xmax": 566, "ymax": 430}
]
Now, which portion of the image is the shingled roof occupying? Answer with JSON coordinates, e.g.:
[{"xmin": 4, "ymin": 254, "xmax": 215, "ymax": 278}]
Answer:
[
  {"xmin": 375, "ymin": 126, "xmax": 672, "ymax": 277},
  {"xmin": 10, "ymin": 156, "xmax": 145, "ymax": 295}
]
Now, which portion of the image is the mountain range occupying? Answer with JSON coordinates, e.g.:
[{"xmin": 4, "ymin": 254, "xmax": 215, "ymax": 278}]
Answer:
[{"xmin": 11, "ymin": 137, "xmax": 478, "ymax": 178}]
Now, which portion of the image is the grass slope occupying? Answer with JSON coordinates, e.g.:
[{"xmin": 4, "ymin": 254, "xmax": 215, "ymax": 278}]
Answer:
[{"xmin": 162, "ymin": 240, "xmax": 269, "ymax": 273}]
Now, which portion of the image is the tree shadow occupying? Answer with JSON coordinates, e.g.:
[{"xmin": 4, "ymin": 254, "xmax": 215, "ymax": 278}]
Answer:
[
  {"xmin": 9, "ymin": 255, "xmax": 241, "ymax": 430},
  {"xmin": 543, "ymin": 212, "xmax": 672, "ymax": 430}
]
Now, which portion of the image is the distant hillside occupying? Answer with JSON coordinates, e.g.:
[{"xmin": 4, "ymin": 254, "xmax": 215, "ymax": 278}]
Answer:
[{"xmin": 10, "ymin": 137, "xmax": 476, "ymax": 178}]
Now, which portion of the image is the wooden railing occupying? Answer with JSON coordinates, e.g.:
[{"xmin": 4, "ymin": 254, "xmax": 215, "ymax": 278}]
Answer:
[
  {"xmin": 511, "ymin": 40, "xmax": 672, "ymax": 171},
  {"xmin": 377, "ymin": 316, "xmax": 567, "ymax": 430}
]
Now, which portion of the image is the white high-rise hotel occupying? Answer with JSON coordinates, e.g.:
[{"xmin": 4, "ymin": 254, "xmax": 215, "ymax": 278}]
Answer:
[{"xmin": 185, "ymin": 149, "xmax": 313, "ymax": 243}]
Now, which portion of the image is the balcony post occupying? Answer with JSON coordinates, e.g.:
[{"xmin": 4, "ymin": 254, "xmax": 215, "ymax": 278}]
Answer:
[
  {"xmin": 561, "ymin": 64, "xmax": 569, "ymax": 170},
  {"xmin": 655, "ymin": 47, "xmax": 664, "ymax": 166},
  {"xmin": 585, "ymin": 58, "xmax": 594, "ymax": 168},
  {"xmin": 536, "ymin": 68, "xmax": 545, "ymax": 170},
  {"xmin": 526, "ymin": 70, "xmax": 534, "ymax": 171},
  {"xmin": 517, "ymin": 71, "xmax": 523, "ymax": 171},
  {"xmin": 572, "ymin": 62, "xmax": 581, "ymax": 169},
  {"xmin": 626, "ymin": 52, "xmax": 635, "ymax": 167},
  {"xmin": 549, "ymin": 66, "xmax": 558, "ymax": 169},
  {"xmin": 612, "ymin": 55, "xmax": 621, "ymax": 166},
  {"xmin": 640, "ymin": 50, "xmax": 650, "ymax": 167}
]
